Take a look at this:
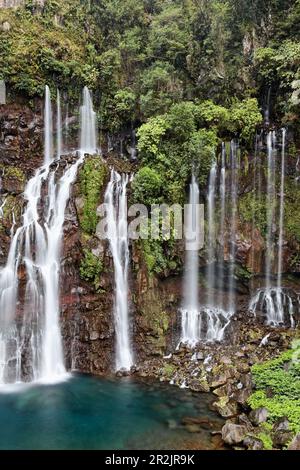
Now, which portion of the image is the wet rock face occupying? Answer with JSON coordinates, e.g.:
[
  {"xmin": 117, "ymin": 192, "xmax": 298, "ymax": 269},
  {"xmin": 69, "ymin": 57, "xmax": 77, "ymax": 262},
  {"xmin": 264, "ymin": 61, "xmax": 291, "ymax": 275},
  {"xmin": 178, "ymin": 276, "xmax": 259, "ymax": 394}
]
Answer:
[{"xmin": 0, "ymin": 103, "xmax": 43, "ymax": 173}]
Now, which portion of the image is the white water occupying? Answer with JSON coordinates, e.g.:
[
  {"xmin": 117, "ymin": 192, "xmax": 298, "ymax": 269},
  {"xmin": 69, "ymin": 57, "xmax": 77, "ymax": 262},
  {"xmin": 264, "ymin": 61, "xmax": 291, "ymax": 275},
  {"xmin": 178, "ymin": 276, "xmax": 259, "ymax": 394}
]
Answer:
[
  {"xmin": 56, "ymin": 89, "xmax": 62, "ymax": 157},
  {"xmin": 206, "ymin": 162, "xmax": 217, "ymax": 307},
  {"xmin": 249, "ymin": 287, "xmax": 295, "ymax": 327},
  {"xmin": 104, "ymin": 171, "xmax": 133, "ymax": 371},
  {"xmin": 44, "ymin": 85, "xmax": 53, "ymax": 165},
  {"xmin": 265, "ymin": 131, "xmax": 276, "ymax": 290},
  {"xmin": 227, "ymin": 140, "xmax": 238, "ymax": 314},
  {"xmin": 180, "ymin": 176, "xmax": 200, "ymax": 347},
  {"xmin": 249, "ymin": 129, "xmax": 295, "ymax": 326},
  {"xmin": 277, "ymin": 128, "xmax": 286, "ymax": 287},
  {"xmin": 217, "ymin": 144, "xmax": 226, "ymax": 307},
  {"xmin": 80, "ymin": 86, "xmax": 97, "ymax": 154},
  {"xmin": 0, "ymin": 86, "xmax": 96, "ymax": 384}
]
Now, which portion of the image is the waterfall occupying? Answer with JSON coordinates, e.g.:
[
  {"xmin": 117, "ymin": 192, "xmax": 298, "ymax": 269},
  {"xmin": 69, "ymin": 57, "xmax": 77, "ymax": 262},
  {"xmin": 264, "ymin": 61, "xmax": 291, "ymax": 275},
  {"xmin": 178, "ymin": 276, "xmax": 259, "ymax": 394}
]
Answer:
[
  {"xmin": 0, "ymin": 87, "xmax": 96, "ymax": 385},
  {"xmin": 249, "ymin": 130, "xmax": 295, "ymax": 326},
  {"xmin": 277, "ymin": 128, "xmax": 286, "ymax": 287},
  {"xmin": 265, "ymin": 131, "xmax": 276, "ymax": 290},
  {"xmin": 206, "ymin": 162, "xmax": 217, "ymax": 307},
  {"xmin": 180, "ymin": 176, "xmax": 200, "ymax": 347},
  {"xmin": 228, "ymin": 140, "xmax": 238, "ymax": 314},
  {"xmin": 56, "ymin": 89, "xmax": 62, "ymax": 157},
  {"xmin": 217, "ymin": 144, "xmax": 226, "ymax": 307},
  {"xmin": 203, "ymin": 154, "xmax": 233, "ymax": 342},
  {"xmin": 104, "ymin": 171, "xmax": 133, "ymax": 371},
  {"xmin": 44, "ymin": 85, "xmax": 53, "ymax": 165},
  {"xmin": 80, "ymin": 86, "xmax": 97, "ymax": 154}
]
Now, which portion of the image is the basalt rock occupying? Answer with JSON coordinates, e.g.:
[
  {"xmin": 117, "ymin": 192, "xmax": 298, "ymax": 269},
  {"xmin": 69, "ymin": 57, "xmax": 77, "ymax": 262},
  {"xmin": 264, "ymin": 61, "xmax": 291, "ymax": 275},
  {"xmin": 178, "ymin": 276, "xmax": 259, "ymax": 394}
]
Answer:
[
  {"xmin": 249, "ymin": 408, "xmax": 268, "ymax": 426},
  {"xmin": 221, "ymin": 422, "xmax": 248, "ymax": 445}
]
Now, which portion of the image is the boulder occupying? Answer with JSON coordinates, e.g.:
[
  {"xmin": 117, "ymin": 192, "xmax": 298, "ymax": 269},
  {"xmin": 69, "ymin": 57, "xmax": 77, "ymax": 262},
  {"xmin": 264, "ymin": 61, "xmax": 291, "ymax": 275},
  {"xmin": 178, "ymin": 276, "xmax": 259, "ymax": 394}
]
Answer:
[
  {"xmin": 243, "ymin": 436, "xmax": 264, "ymax": 450},
  {"xmin": 237, "ymin": 413, "xmax": 253, "ymax": 431},
  {"xmin": 189, "ymin": 377, "xmax": 210, "ymax": 393},
  {"xmin": 221, "ymin": 422, "xmax": 248, "ymax": 445},
  {"xmin": 249, "ymin": 407, "xmax": 268, "ymax": 426},
  {"xmin": 288, "ymin": 434, "xmax": 300, "ymax": 450},
  {"xmin": 214, "ymin": 397, "xmax": 238, "ymax": 418},
  {"xmin": 272, "ymin": 430, "xmax": 294, "ymax": 448},
  {"xmin": 272, "ymin": 417, "xmax": 293, "ymax": 447},
  {"xmin": 273, "ymin": 417, "xmax": 290, "ymax": 432}
]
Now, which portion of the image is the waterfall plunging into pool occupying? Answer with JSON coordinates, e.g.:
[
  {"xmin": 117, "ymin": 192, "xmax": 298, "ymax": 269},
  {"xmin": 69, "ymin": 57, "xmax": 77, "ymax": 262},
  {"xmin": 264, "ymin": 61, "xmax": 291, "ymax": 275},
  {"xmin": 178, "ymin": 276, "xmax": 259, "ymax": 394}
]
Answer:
[
  {"xmin": 104, "ymin": 171, "xmax": 133, "ymax": 371},
  {"xmin": 249, "ymin": 129, "xmax": 296, "ymax": 326},
  {"xmin": 0, "ymin": 86, "xmax": 96, "ymax": 385}
]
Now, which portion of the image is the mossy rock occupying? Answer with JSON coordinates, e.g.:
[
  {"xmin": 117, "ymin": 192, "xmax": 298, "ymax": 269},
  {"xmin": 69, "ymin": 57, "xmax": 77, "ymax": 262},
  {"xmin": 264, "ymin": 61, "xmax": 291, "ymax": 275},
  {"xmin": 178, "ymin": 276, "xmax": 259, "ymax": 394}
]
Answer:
[{"xmin": 78, "ymin": 157, "xmax": 108, "ymax": 235}]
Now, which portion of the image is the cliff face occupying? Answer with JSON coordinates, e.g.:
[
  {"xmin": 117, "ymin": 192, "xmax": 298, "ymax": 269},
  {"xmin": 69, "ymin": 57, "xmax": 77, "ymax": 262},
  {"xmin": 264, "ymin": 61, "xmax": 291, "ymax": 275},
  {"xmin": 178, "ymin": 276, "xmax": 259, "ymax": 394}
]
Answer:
[{"xmin": 0, "ymin": 103, "xmax": 299, "ymax": 377}]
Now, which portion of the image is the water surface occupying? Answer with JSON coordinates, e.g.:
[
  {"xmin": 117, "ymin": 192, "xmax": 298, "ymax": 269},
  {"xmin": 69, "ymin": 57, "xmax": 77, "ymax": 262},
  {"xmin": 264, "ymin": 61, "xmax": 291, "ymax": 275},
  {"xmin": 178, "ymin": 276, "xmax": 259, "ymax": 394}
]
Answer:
[{"xmin": 0, "ymin": 374, "xmax": 224, "ymax": 450}]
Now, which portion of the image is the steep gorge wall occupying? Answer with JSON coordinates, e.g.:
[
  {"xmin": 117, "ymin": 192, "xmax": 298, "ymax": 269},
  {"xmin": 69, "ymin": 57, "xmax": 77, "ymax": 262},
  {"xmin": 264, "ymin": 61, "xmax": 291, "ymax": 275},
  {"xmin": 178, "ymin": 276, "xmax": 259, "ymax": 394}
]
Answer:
[{"xmin": 1, "ymin": 104, "xmax": 300, "ymax": 376}]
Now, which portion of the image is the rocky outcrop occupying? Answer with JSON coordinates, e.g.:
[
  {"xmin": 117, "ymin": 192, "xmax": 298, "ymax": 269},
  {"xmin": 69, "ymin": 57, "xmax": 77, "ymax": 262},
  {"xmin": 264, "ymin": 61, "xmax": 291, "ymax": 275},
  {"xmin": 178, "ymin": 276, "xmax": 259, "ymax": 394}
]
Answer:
[{"xmin": 0, "ymin": 102, "xmax": 43, "ymax": 173}]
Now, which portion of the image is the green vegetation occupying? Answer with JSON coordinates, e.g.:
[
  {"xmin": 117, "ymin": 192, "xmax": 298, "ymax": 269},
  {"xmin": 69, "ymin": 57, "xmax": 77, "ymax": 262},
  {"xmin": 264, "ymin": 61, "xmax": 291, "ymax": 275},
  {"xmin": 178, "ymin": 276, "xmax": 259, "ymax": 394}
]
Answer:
[
  {"xmin": 79, "ymin": 248, "xmax": 103, "ymax": 287},
  {"xmin": 79, "ymin": 157, "xmax": 107, "ymax": 234},
  {"xmin": 284, "ymin": 177, "xmax": 300, "ymax": 242},
  {"xmin": 248, "ymin": 342, "xmax": 300, "ymax": 433},
  {"xmin": 131, "ymin": 167, "xmax": 163, "ymax": 206},
  {"xmin": 0, "ymin": 165, "xmax": 25, "ymax": 183},
  {"xmin": 134, "ymin": 99, "xmax": 261, "ymax": 208},
  {"xmin": 239, "ymin": 190, "xmax": 267, "ymax": 236},
  {"xmin": 257, "ymin": 432, "xmax": 273, "ymax": 450}
]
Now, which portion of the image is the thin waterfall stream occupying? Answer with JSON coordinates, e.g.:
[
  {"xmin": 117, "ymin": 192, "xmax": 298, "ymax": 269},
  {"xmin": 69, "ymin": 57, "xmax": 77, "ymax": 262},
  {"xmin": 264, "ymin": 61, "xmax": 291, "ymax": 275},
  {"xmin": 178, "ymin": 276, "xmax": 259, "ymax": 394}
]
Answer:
[{"xmin": 104, "ymin": 171, "xmax": 133, "ymax": 371}]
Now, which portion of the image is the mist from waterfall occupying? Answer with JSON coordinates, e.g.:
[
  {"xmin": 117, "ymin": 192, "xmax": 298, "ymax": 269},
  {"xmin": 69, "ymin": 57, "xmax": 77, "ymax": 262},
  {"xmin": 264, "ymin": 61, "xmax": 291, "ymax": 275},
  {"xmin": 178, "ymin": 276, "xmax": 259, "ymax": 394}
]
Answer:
[
  {"xmin": 0, "ymin": 86, "xmax": 96, "ymax": 385},
  {"xmin": 104, "ymin": 171, "xmax": 133, "ymax": 371}
]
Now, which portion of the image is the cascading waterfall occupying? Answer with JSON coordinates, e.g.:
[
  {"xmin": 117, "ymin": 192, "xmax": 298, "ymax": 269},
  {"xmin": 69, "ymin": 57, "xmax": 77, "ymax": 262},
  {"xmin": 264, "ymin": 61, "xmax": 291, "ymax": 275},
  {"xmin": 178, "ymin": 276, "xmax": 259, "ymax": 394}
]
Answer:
[
  {"xmin": 104, "ymin": 171, "xmax": 133, "ymax": 371},
  {"xmin": 180, "ymin": 176, "xmax": 201, "ymax": 347},
  {"xmin": 227, "ymin": 140, "xmax": 238, "ymax": 314},
  {"xmin": 180, "ymin": 149, "xmax": 238, "ymax": 348},
  {"xmin": 277, "ymin": 128, "xmax": 286, "ymax": 287},
  {"xmin": 249, "ymin": 129, "xmax": 296, "ymax": 326},
  {"xmin": 202, "ymin": 153, "xmax": 234, "ymax": 343},
  {"xmin": 0, "ymin": 86, "xmax": 96, "ymax": 385},
  {"xmin": 80, "ymin": 86, "xmax": 97, "ymax": 155},
  {"xmin": 44, "ymin": 85, "xmax": 53, "ymax": 165},
  {"xmin": 217, "ymin": 143, "xmax": 226, "ymax": 307},
  {"xmin": 206, "ymin": 162, "xmax": 217, "ymax": 307},
  {"xmin": 56, "ymin": 89, "xmax": 62, "ymax": 157},
  {"xmin": 265, "ymin": 131, "xmax": 276, "ymax": 291}
]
